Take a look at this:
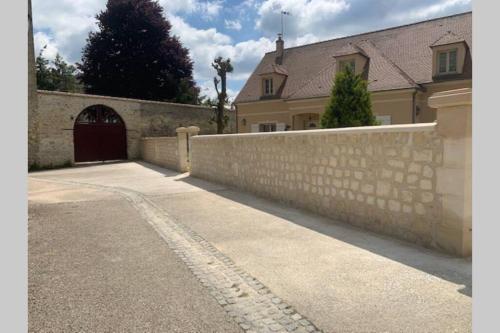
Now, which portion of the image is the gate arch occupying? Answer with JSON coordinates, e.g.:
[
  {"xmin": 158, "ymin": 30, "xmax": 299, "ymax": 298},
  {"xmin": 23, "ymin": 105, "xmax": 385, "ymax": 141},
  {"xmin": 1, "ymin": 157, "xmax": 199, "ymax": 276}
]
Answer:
[{"xmin": 73, "ymin": 105, "xmax": 127, "ymax": 162}]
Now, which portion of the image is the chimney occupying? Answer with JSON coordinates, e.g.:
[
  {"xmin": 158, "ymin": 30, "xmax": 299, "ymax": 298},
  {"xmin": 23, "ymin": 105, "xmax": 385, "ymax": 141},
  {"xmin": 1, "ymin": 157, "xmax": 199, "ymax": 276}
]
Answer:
[{"xmin": 275, "ymin": 33, "xmax": 284, "ymax": 64}]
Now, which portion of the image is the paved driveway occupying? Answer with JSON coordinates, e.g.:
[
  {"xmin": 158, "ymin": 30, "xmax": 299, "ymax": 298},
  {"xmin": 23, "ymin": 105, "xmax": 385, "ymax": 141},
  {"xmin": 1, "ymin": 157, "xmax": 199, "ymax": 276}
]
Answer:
[{"xmin": 29, "ymin": 162, "xmax": 471, "ymax": 333}]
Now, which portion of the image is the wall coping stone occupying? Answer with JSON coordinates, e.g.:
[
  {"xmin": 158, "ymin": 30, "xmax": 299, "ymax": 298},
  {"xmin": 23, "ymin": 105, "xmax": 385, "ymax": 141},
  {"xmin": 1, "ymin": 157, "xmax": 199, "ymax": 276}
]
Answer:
[
  {"xmin": 193, "ymin": 123, "xmax": 437, "ymax": 140},
  {"xmin": 142, "ymin": 136, "xmax": 177, "ymax": 140},
  {"xmin": 37, "ymin": 90, "xmax": 212, "ymax": 110},
  {"xmin": 428, "ymin": 88, "xmax": 472, "ymax": 109}
]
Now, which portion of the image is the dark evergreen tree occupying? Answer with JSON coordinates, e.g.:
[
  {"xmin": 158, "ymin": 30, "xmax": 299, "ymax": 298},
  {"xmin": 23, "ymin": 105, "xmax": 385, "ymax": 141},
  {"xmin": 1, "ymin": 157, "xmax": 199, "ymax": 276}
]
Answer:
[
  {"xmin": 78, "ymin": 0, "xmax": 198, "ymax": 103},
  {"xmin": 321, "ymin": 67, "xmax": 377, "ymax": 128}
]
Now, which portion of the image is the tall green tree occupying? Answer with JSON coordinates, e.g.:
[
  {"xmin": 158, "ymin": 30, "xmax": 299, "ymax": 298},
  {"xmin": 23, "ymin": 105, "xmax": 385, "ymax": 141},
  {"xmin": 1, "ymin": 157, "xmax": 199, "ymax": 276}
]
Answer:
[
  {"xmin": 78, "ymin": 0, "xmax": 198, "ymax": 103},
  {"xmin": 321, "ymin": 67, "xmax": 377, "ymax": 128},
  {"xmin": 212, "ymin": 56, "xmax": 233, "ymax": 134},
  {"xmin": 36, "ymin": 47, "xmax": 82, "ymax": 92}
]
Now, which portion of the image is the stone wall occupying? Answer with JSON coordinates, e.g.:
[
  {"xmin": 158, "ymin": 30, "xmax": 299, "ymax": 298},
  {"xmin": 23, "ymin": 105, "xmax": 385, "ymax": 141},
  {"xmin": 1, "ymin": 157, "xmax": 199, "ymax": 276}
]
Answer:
[
  {"xmin": 141, "ymin": 137, "xmax": 179, "ymax": 171},
  {"xmin": 33, "ymin": 90, "xmax": 235, "ymax": 167},
  {"xmin": 28, "ymin": 0, "xmax": 39, "ymax": 166},
  {"xmin": 191, "ymin": 125, "xmax": 443, "ymax": 248},
  {"xmin": 190, "ymin": 89, "xmax": 472, "ymax": 256}
]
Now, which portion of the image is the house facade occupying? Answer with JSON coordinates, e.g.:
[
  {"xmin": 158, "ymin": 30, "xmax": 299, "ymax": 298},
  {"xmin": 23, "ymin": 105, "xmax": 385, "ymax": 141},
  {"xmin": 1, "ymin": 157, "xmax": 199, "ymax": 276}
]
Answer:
[{"xmin": 234, "ymin": 12, "xmax": 471, "ymax": 133}]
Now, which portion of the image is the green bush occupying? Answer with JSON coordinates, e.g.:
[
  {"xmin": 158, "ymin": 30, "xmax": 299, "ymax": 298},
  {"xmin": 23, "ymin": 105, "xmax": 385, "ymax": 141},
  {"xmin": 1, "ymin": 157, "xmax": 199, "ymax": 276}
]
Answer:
[{"xmin": 321, "ymin": 67, "xmax": 378, "ymax": 128}]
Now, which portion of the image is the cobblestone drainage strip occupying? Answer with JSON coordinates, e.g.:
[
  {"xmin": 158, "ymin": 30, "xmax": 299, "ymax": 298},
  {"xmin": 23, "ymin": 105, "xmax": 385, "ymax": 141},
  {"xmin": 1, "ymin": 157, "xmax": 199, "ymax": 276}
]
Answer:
[{"xmin": 32, "ymin": 178, "xmax": 324, "ymax": 333}]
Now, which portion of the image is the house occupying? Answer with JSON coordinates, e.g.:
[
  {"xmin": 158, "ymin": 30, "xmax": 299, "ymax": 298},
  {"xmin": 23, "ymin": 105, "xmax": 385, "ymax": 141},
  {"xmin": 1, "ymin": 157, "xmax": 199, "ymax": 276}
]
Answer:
[{"xmin": 234, "ymin": 12, "xmax": 472, "ymax": 132}]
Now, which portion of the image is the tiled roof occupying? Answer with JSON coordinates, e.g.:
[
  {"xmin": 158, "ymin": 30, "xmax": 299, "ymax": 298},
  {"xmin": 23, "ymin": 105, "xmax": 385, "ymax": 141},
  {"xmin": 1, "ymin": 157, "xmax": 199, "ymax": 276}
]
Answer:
[
  {"xmin": 235, "ymin": 12, "xmax": 472, "ymax": 104},
  {"xmin": 431, "ymin": 31, "xmax": 466, "ymax": 47},
  {"xmin": 258, "ymin": 63, "xmax": 289, "ymax": 76}
]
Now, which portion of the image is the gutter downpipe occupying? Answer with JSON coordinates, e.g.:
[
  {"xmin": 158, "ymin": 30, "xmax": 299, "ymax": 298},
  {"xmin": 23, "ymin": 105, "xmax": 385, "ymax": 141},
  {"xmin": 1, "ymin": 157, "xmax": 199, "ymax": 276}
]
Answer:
[
  {"xmin": 235, "ymin": 103, "xmax": 239, "ymax": 133},
  {"xmin": 412, "ymin": 89, "xmax": 417, "ymax": 123}
]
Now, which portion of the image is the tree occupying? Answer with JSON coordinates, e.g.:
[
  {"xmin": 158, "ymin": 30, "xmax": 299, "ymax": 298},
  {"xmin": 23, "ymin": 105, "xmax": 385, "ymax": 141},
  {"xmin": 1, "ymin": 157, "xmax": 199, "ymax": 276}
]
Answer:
[
  {"xmin": 321, "ymin": 67, "xmax": 377, "ymax": 128},
  {"xmin": 78, "ymin": 0, "xmax": 198, "ymax": 103},
  {"xmin": 36, "ymin": 47, "xmax": 82, "ymax": 92},
  {"xmin": 36, "ymin": 48, "xmax": 56, "ymax": 91},
  {"xmin": 212, "ymin": 56, "xmax": 233, "ymax": 134}
]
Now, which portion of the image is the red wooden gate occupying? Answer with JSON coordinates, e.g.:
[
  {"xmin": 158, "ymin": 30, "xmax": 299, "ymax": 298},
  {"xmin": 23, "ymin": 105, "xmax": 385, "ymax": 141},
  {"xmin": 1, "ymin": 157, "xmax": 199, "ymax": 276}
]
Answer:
[{"xmin": 73, "ymin": 105, "xmax": 127, "ymax": 163}]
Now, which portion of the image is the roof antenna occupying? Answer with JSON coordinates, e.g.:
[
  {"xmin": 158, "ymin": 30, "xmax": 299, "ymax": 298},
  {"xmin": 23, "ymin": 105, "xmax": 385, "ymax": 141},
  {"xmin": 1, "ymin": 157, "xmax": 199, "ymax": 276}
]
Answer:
[{"xmin": 281, "ymin": 11, "xmax": 290, "ymax": 39}]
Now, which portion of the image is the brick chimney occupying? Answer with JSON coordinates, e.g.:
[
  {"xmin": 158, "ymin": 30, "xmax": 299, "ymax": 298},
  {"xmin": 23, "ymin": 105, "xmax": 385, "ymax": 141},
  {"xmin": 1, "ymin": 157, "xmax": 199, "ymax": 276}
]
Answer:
[{"xmin": 275, "ymin": 33, "xmax": 284, "ymax": 64}]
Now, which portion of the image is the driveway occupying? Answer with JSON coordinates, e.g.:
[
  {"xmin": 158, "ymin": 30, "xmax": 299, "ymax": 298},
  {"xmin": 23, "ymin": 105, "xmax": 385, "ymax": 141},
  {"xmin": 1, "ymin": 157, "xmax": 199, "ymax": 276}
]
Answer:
[{"xmin": 29, "ymin": 161, "xmax": 471, "ymax": 333}]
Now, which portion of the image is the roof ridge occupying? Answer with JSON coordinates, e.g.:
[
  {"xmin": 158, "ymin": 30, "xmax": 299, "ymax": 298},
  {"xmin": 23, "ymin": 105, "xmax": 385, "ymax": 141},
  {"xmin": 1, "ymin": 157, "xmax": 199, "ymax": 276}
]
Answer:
[
  {"xmin": 266, "ymin": 11, "xmax": 471, "ymax": 55},
  {"xmin": 360, "ymin": 40, "xmax": 419, "ymax": 88}
]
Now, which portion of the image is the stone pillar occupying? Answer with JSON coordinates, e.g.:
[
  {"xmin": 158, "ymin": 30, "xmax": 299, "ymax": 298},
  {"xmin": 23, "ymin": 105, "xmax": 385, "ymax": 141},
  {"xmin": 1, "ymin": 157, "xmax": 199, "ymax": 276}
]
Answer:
[
  {"xmin": 186, "ymin": 126, "xmax": 200, "ymax": 171},
  {"xmin": 429, "ymin": 88, "xmax": 472, "ymax": 257},
  {"xmin": 176, "ymin": 127, "xmax": 189, "ymax": 172}
]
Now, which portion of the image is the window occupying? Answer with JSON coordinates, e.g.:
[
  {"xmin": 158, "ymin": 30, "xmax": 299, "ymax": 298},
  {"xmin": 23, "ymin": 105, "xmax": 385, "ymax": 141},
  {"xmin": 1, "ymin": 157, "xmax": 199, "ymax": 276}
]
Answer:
[
  {"xmin": 339, "ymin": 59, "xmax": 355, "ymax": 73},
  {"xmin": 375, "ymin": 115, "xmax": 392, "ymax": 125},
  {"xmin": 438, "ymin": 49, "xmax": 458, "ymax": 74},
  {"xmin": 263, "ymin": 78, "xmax": 274, "ymax": 95},
  {"xmin": 259, "ymin": 123, "xmax": 276, "ymax": 132}
]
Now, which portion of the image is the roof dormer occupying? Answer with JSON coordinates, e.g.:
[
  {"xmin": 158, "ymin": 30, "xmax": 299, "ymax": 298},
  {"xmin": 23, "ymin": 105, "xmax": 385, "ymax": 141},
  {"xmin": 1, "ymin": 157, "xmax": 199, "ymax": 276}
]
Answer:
[
  {"xmin": 258, "ymin": 63, "xmax": 288, "ymax": 99},
  {"xmin": 332, "ymin": 43, "xmax": 369, "ymax": 77},
  {"xmin": 430, "ymin": 31, "xmax": 468, "ymax": 79}
]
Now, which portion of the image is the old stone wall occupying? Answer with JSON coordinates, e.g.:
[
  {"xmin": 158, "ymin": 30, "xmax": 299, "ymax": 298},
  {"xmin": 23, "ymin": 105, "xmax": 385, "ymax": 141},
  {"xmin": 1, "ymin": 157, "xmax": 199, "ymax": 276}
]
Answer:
[
  {"xmin": 28, "ymin": 0, "xmax": 39, "ymax": 167},
  {"xmin": 190, "ymin": 124, "xmax": 449, "ymax": 252},
  {"xmin": 33, "ymin": 90, "xmax": 235, "ymax": 167},
  {"xmin": 141, "ymin": 137, "xmax": 179, "ymax": 171}
]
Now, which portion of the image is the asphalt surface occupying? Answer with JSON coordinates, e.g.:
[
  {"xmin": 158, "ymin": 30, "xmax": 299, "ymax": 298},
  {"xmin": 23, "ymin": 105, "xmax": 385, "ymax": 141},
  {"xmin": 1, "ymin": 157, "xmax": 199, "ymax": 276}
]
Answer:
[
  {"xmin": 29, "ymin": 162, "xmax": 472, "ymax": 333},
  {"xmin": 28, "ymin": 181, "xmax": 242, "ymax": 333}
]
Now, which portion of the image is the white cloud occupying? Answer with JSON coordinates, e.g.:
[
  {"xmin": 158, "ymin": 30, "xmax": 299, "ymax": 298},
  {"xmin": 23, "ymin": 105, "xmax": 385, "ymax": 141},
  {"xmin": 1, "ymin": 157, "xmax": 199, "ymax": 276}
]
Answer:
[
  {"xmin": 160, "ymin": 0, "xmax": 222, "ymax": 19},
  {"xmin": 32, "ymin": 0, "xmax": 103, "ymax": 63},
  {"xmin": 393, "ymin": 0, "xmax": 471, "ymax": 21},
  {"xmin": 224, "ymin": 19, "xmax": 242, "ymax": 31},
  {"xmin": 33, "ymin": 31, "xmax": 59, "ymax": 61},
  {"xmin": 169, "ymin": 14, "xmax": 274, "ymax": 85},
  {"xmin": 159, "ymin": 0, "xmax": 199, "ymax": 14},
  {"xmin": 199, "ymin": 1, "xmax": 223, "ymax": 19},
  {"xmin": 256, "ymin": 0, "xmax": 350, "ymax": 40}
]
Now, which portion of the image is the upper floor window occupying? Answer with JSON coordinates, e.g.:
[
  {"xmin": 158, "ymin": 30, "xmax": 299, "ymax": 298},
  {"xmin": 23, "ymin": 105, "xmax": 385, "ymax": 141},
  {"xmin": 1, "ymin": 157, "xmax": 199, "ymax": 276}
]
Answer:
[
  {"xmin": 339, "ymin": 59, "xmax": 355, "ymax": 73},
  {"xmin": 263, "ymin": 78, "xmax": 274, "ymax": 95},
  {"xmin": 438, "ymin": 49, "xmax": 458, "ymax": 74}
]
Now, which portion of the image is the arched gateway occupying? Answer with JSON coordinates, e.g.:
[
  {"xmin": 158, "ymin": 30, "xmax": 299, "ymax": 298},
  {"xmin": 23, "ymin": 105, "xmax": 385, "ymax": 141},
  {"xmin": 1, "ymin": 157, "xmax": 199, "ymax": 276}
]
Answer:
[{"xmin": 73, "ymin": 105, "xmax": 127, "ymax": 162}]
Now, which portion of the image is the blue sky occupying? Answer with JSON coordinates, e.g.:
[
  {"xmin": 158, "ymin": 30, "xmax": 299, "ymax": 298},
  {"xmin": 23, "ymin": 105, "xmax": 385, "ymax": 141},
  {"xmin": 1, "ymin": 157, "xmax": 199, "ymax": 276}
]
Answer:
[{"xmin": 32, "ymin": 0, "xmax": 471, "ymax": 101}]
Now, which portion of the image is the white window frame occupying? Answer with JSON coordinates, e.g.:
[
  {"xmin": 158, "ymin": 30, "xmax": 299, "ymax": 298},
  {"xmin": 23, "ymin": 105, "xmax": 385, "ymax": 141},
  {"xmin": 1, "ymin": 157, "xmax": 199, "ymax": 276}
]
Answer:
[
  {"xmin": 263, "ymin": 78, "xmax": 274, "ymax": 95},
  {"xmin": 338, "ymin": 59, "xmax": 356, "ymax": 73},
  {"xmin": 437, "ymin": 48, "xmax": 458, "ymax": 75}
]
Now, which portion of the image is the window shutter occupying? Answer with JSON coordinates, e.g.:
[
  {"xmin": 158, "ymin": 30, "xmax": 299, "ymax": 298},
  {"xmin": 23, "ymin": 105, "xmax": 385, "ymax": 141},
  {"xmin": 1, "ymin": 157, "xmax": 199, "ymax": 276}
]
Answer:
[
  {"xmin": 276, "ymin": 123, "xmax": 286, "ymax": 131},
  {"xmin": 251, "ymin": 124, "xmax": 259, "ymax": 133}
]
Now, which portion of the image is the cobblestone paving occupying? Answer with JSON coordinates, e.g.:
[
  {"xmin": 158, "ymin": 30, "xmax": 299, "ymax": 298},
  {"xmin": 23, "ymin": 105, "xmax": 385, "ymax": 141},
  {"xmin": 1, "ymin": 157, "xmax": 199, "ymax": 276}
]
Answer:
[{"xmin": 33, "ymin": 177, "xmax": 323, "ymax": 333}]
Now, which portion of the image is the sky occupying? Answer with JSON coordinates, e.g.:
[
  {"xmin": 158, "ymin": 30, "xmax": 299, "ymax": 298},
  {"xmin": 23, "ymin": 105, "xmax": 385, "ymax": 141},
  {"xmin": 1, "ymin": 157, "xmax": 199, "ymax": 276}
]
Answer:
[{"xmin": 32, "ymin": 0, "xmax": 472, "ymax": 102}]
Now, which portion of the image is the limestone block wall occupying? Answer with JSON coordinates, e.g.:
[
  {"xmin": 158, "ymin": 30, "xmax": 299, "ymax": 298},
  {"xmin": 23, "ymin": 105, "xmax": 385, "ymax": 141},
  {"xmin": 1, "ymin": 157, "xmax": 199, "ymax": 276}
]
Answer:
[
  {"xmin": 33, "ymin": 90, "xmax": 235, "ymax": 167},
  {"xmin": 191, "ymin": 124, "xmax": 449, "ymax": 252},
  {"xmin": 141, "ymin": 137, "xmax": 179, "ymax": 171}
]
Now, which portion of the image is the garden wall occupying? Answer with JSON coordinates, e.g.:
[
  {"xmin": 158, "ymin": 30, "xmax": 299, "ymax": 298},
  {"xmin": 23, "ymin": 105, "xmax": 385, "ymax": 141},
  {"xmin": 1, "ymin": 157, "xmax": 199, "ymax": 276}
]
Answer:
[
  {"xmin": 141, "ymin": 137, "xmax": 179, "ymax": 171},
  {"xmin": 32, "ymin": 90, "xmax": 235, "ymax": 167},
  {"xmin": 190, "ymin": 89, "xmax": 472, "ymax": 256}
]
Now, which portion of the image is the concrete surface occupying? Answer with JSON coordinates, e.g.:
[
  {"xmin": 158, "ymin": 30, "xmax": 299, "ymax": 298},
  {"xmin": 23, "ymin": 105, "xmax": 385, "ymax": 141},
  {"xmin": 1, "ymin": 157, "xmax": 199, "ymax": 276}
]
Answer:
[
  {"xmin": 29, "ymin": 162, "xmax": 472, "ymax": 333},
  {"xmin": 28, "ymin": 178, "xmax": 242, "ymax": 333}
]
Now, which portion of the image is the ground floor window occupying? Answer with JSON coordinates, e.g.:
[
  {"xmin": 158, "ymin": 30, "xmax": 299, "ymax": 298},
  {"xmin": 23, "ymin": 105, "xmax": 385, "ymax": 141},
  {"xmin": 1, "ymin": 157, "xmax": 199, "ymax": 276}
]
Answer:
[
  {"xmin": 375, "ymin": 115, "xmax": 392, "ymax": 125},
  {"xmin": 259, "ymin": 123, "xmax": 277, "ymax": 132}
]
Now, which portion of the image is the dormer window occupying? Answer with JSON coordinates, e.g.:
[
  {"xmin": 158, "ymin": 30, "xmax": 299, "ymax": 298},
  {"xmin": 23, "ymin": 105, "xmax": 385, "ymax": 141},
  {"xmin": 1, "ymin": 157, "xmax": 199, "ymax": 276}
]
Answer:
[
  {"xmin": 264, "ymin": 78, "xmax": 274, "ymax": 95},
  {"xmin": 438, "ymin": 49, "xmax": 458, "ymax": 74},
  {"xmin": 339, "ymin": 59, "xmax": 355, "ymax": 73}
]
